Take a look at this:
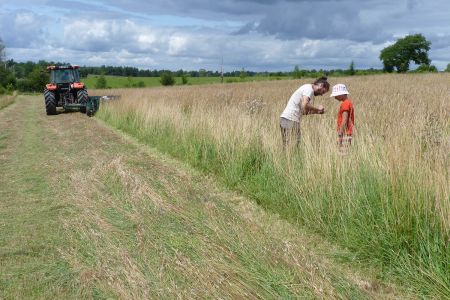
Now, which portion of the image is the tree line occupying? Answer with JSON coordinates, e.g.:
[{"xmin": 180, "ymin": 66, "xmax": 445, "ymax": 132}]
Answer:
[{"xmin": 1, "ymin": 34, "xmax": 449, "ymax": 93}]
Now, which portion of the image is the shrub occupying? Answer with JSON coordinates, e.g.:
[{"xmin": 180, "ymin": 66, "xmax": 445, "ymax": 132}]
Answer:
[
  {"xmin": 181, "ymin": 74, "xmax": 188, "ymax": 85},
  {"xmin": 95, "ymin": 75, "xmax": 107, "ymax": 89},
  {"xmin": 160, "ymin": 71, "xmax": 175, "ymax": 86}
]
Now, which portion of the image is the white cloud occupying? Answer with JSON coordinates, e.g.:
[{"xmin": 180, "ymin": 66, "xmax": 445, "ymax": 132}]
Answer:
[
  {"xmin": 1, "ymin": 0, "xmax": 450, "ymax": 70},
  {"xmin": 168, "ymin": 35, "xmax": 188, "ymax": 55}
]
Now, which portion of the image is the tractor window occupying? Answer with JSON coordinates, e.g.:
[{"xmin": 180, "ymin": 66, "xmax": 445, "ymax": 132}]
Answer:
[
  {"xmin": 61, "ymin": 71, "xmax": 71, "ymax": 82},
  {"xmin": 72, "ymin": 70, "xmax": 80, "ymax": 82},
  {"xmin": 50, "ymin": 69, "xmax": 81, "ymax": 83},
  {"xmin": 53, "ymin": 70, "xmax": 73, "ymax": 83}
]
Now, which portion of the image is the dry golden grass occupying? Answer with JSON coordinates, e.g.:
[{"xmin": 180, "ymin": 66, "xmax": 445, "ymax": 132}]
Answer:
[
  {"xmin": 0, "ymin": 92, "xmax": 16, "ymax": 110},
  {"xmin": 94, "ymin": 73, "xmax": 450, "ymax": 296},
  {"xmin": 94, "ymin": 74, "xmax": 449, "ymax": 232}
]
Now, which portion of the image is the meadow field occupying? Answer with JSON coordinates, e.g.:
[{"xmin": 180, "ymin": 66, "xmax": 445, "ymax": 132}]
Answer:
[
  {"xmin": 93, "ymin": 73, "xmax": 450, "ymax": 297},
  {"xmin": 82, "ymin": 74, "xmax": 282, "ymax": 89}
]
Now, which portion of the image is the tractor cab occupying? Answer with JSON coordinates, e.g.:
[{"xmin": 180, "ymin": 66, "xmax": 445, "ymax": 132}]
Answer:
[{"xmin": 48, "ymin": 65, "xmax": 81, "ymax": 84}]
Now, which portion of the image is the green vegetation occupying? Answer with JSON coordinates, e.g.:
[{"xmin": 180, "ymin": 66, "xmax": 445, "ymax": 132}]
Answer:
[
  {"xmin": 181, "ymin": 74, "xmax": 188, "ymax": 85},
  {"xmin": 95, "ymin": 74, "xmax": 107, "ymax": 89},
  {"xmin": 292, "ymin": 65, "xmax": 304, "ymax": 79},
  {"xmin": 348, "ymin": 61, "xmax": 356, "ymax": 76},
  {"xmin": 0, "ymin": 96, "xmax": 400, "ymax": 298},
  {"xmin": 0, "ymin": 38, "xmax": 15, "ymax": 94},
  {"xmin": 160, "ymin": 71, "xmax": 176, "ymax": 86},
  {"xmin": 379, "ymin": 34, "xmax": 431, "ymax": 72},
  {"xmin": 239, "ymin": 68, "xmax": 247, "ymax": 81},
  {"xmin": 98, "ymin": 108, "xmax": 449, "ymax": 298},
  {"xmin": 96, "ymin": 75, "xmax": 450, "ymax": 298},
  {"xmin": 82, "ymin": 74, "xmax": 280, "ymax": 88},
  {"xmin": 414, "ymin": 64, "xmax": 438, "ymax": 73}
]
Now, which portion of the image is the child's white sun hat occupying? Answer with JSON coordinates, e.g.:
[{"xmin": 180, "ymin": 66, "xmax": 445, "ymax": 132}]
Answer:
[{"xmin": 330, "ymin": 84, "xmax": 350, "ymax": 97}]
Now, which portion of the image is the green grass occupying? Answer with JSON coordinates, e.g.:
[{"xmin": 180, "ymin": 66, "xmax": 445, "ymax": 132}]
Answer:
[
  {"xmin": 1, "ymin": 96, "xmax": 388, "ymax": 298},
  {"xmin": 0, "ymin": 101, "xmax": 80, "ymax": 298},
  {"xmin": 97, "ymin": 106, "xmax": 450, "ymax": 298},
  {"xmin": 82, "ymin": 74, "xmax": 288, "ymax": 89}
]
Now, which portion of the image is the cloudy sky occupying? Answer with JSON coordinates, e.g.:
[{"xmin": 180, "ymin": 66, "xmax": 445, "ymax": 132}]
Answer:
[{"xmin": 1, "ymin": 0, "xmax": 449, "ymax": 71}]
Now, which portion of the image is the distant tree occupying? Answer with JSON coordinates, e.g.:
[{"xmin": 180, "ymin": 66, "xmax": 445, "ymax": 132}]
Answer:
[
  {"xmin": 379, "ymin": 34, "xmax": 431, "ymax": 73},
  {"xmin": 175, "ymin": 69, "xmax": 184, "ymax": 77},
  {"xmin": 0, "ymin": 67, "xmax": 15, "ymax": 89},
  {"xmin": 95, "ymin": 75, "xmax": 107, "ymax": 89},
  {"xmin": 0, "ymin": 38, "xmax": 15, "ymax": 90},
  {"xmin": 26, "ymin": 66, "xmax": 48, "ymax": 92},
  {"xmin": 348, "ymin": 61, "xmax": 356, "ymax": 76},
  {"xmin": 198, "ymin": 69, "xmax": 207, "ymax": 77},
  {"xmin": 160, "ymin": 71, "xmax": 175, "ymax": 86},
  {"xmin": 292, "ymin": 65, "xmax": 302, "ymax": 79},
  {"xmin": 445, "ymin": 63, "xmax": 450, "ymax": 72},
  {"xmin": 239, "ymin": 68, "xmax": 247, "ymax": 81}
]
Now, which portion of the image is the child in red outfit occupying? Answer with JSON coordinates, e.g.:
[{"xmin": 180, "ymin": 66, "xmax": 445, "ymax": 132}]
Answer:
[{"xmin": 330, "ymin": 84, "xmax": 354, "ymax": 150}]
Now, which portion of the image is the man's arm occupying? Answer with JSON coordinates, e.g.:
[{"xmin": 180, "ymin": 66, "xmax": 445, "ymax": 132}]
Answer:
[{"xmin": 301, "ymin": 96, "xmax": 324, "ymax": 115}]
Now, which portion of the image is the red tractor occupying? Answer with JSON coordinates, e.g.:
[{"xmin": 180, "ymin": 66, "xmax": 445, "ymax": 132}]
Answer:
[{"xmin": 43, "ymin": 65, "xmax": 98, "ymax": 116}]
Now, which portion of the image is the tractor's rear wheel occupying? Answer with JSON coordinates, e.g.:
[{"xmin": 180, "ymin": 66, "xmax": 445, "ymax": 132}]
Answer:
[
  {"xmin": 77, "ymin": 89, "xmax": 88, "ymax": 113},
  {"xmin": 44, "ymin": 89, "xmax": 57, "ymax": 115}
]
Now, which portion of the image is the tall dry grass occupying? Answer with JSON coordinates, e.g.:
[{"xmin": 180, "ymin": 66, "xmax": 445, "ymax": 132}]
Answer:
[
  {"xmin": 0, "ymin": 92, "xmax": 17, "ymax": 110},
  {"xmin": 94, "ymin": 73, "xmax": 450, "ymax": 297}
]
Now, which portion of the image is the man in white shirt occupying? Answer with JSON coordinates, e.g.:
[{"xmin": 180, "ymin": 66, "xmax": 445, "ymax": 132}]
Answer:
[{"xmin": 280, "ymin": 76, "xmax": 329, "ymax": 147}]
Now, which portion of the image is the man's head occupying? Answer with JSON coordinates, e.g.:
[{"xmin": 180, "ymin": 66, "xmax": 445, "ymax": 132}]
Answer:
[
  {"xmin": 330, "ymin": 84, "xmax": 349, "ymax": 101},
  {"xmin": 313, "ymin": 76, "xmax": 330, "ymax": 96}
]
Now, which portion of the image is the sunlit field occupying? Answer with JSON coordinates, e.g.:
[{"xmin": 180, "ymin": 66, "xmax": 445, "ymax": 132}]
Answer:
[
  {"xmin": 94, "ymin": 73, "xmax": 450, "ymax": 297},
  {"xmin": 83, "ymin": 74, "xmax": 281, "ymax": 89}
]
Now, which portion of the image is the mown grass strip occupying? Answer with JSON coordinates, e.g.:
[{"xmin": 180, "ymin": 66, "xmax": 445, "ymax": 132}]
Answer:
[{"xmin": 0, "ymin": 98, "xmax": 81, "ymax": 298}]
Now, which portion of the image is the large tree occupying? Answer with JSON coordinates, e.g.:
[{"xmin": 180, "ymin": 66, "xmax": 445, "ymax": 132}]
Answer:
[
  {"xmin": 379, "ymin": 34, "xmax": 431, "ymax": 73},
  {"xmin": 0, "ymin": 37, "xmax": 16, "ymax": 90}
]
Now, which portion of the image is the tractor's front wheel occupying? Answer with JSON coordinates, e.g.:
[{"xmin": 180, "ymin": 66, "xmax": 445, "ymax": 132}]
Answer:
[{"xmin": 44, "ymin": 88, "xmax": 57, "ymax": 115}]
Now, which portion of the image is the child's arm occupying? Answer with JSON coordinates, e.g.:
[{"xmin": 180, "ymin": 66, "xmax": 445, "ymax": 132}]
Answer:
[{"xmin": 338, "ymin": 111, "xmax": 349, "ymax": 145}]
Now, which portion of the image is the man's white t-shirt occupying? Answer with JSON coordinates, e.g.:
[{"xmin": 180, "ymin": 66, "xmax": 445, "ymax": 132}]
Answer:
[{"xmin": 280, "ymin": 84, "xmax": 315, "ymax": 122}]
